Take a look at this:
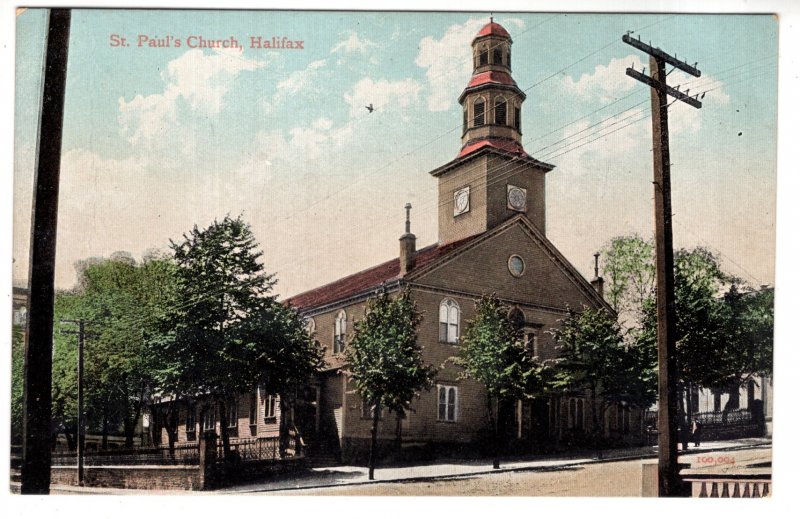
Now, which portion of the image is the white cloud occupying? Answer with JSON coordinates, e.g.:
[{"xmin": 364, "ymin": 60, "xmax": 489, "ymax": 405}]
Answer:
[
  {"xmin": 118, "ymin": 48, "xmax": 265, "ymax": 146},
  {"xmin": 262, "ymin": 59, "xmax": 327, "ymax": 114},
  {"xmin": 331, "ymin": 31, "xmax": 377, "ymax": 55},
  {"xmin": 561, "ymin": 54, "xmax": 645, "ymax": 103},
  {"xmin": 560, "ymin": 55, "xmax": 730, "ymax": 135},
  {"xmin": 343, "ymin": 77, "xmax": 423, "ymax": 118},
  {"xmin": 415, "ymin": 18, "xmax": 486, "ymax": 112}
]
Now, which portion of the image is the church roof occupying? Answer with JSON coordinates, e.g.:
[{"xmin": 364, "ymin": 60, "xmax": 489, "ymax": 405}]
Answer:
[
  {"xmin": 475, "ymin": 21, "xmax": 511, "ymax": 39},
  {"xmin": 465, "ymin": 70, "xmax": 517, "ymax": 89},
  {"xmin": 457, "ymin": 138, "xmax": 529, "ymax": 158},
  {"xmin": 286, "ymin": 235, "xmax": 481, "ymax": 311}
]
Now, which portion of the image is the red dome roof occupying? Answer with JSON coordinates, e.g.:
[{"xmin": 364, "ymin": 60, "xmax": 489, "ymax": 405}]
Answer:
[
  {"xmin": 475, "ymin": 21, "xmax": 510, "ymax": 39},
  {"xmin": 457, "ymin": 138, "xmax": 528, "ymax": 159},
  {"xmin": 465, "ymin": 70, "xmax": 517, "ymax": 89}
]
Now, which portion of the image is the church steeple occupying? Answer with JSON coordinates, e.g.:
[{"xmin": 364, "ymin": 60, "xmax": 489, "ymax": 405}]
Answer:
[
  {"xmin": 459, "ymin": 19, "xmax": 526, "ymax": 156},
  {"xmin": 429, "ymin": 19, "xmax": 554, "ymax": 246}
]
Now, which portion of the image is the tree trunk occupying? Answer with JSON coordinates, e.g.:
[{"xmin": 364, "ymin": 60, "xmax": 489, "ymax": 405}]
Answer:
[
  {"xmin": 278, "ymin": 393, "xmax": 290, "ymax": 458},
  {"xmin": 395, "ymin": 411, "xmax": 403, "ymax": 456},
  {"xmin": 63, "ymin": 428, "xmax": 76, "ymax": 452},
  {"xmin": 219, "ymin": 400, "xmax": 231, "ymax": 460},
  {"xmin": 587, "ymin": 387, "xmax": 604, "ymax": 460},
  {"xmin": 101, "ymin": 413, "xmax": 109, "ymax": 450},
  {"xmin": 368, "ymin": 401, "xmax": 380, "ymax": 480},
  {"xmin": 492, "ymin": 397, "xmax": 500, "ymax": 470},
  {"xmin": 166, "ymin": 404, "xmax": 179, "ymax": 458}
]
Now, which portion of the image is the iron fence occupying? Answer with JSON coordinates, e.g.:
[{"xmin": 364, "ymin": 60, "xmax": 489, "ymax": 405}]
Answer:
[{"xmin": 50, "ymin": 435, "xmax": 299, "ymax": 467}]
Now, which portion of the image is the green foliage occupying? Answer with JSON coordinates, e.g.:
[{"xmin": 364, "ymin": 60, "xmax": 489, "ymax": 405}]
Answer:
[
  {"xmin": 49, "ymin": 252, "xmax": 179, "ymax": 445},
  {"xmin": 551, "ymin": 306, "xmax": 656, "ymax": 412},
  {"xmin": 601, "ymin": 235, "xmax": 655, "ymax": 324},
  {"xmin": 454, "ymin": 295, "xmax": 547, "ymax": 403},
  {"xmin": 154, "ymin": 214, "xmax": 323, "ymax": 406},
  {"xmin": 10, "ymin": 325, "xmax": 25, "ymax": 444},
  {"xmin": 346, "ymin": 290, "xmax": 436, "ymax": 416}
]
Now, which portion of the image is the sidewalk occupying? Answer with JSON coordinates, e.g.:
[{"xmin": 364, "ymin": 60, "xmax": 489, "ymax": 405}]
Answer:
[
  {"xmin": 223, "ymin": 437, "xmax": 771, "ymax": 494},
  {"xmin": 38, "ymin": 437, "xmax": 769, "ymax": 494}
]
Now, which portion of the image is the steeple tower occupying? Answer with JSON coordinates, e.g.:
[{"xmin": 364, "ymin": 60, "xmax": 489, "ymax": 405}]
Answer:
[
  {"xmin": 429, "ymin": 19, "xmax": 555, "ymax": 245},
  {"xmin": 459, "ymin": 18, "xmax": 526, "ymax": 155}
]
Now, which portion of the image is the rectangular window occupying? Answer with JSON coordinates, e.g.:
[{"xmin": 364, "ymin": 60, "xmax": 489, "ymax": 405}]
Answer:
[
  {"xmin": 493, "ymin": 47, "xmax": 502, "ymax": 65},
  {"xmin": 524, "ymin": 330, "xmax": 539, "ymax": 358},
  {"xmin": 202, "ymin": 408, "xmax": 216, "ymax": 432},
  {"xmin": 479, "ymin": 50, "xmax": 488, "ymax": 66},
  {"xmin": 227, "ymin": 400, "xmax": 238, "ymax": 429},
  {"xmin": 463, "ymin": 109, "xmax": 467, "ymax": 134},
  {"xmin": 437, "ymin": 385, "xmax": 458, "ymax": 422},
  {"xmin": 514, "ymin": 107, "xmax": 521, "ymax": 131},
  {"xmin": 249, "ymin": 391, "xmax": 258, "ymax": 425},
  {"xmin": 265, "ymin": 394, "xmax": 277, "ymax": 420},
  {"xmin": 474, "ymin": 101, "xmax": 485, "ymax": 127},
  {"xmin": 185, "ymin": 406, "xmax": 196, "ymax": 433}
]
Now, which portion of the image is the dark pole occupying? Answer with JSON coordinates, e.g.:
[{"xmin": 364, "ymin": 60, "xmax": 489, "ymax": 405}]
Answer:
[
  {"xmin": 77, "ymin": 320, "xmax": 85, "ymax": 486},
  {"xmin": 650, "ymin": 55, "xmax": 681, "ymax": 497},
  {"xmin": 21, "ymin": 8, "xmax": 71, "ymax": 495}
]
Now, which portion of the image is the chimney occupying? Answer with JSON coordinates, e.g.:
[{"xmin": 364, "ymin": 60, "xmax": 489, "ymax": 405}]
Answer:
[
  {"xmin": 590, "ymin": 252, "xmax": 604, "ymax": 298},
  {"xmin": 399, "ymin": 203, "xmax": 416, "ymax": 276}
]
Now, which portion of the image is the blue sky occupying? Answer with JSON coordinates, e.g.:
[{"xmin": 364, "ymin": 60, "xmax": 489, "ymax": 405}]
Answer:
[{"xmin": 12, "ymin": 9, "xmax": 779, "ymax": 298}]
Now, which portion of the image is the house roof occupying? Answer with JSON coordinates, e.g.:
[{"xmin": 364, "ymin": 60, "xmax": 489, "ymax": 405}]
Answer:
[{"xmin": 286, "ymin": 235, "xmax": 481, "ymax": 311}]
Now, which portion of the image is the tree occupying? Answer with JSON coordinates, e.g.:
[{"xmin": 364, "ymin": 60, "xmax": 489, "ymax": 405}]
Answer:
[
  {"xmin": 154, "ymin": 215, "xmax": 323, "ymax": 458},
  {"xmin": 600, "ymin": 235, "xmax": 655, "ymax": 327},
  {"xmin": 75, "ymin": 253, "xmax": 179, "ymax": 448},
  {"xmin": 551, "ymin": 306, "xmax": 656, "ymax": 453},
  {"xmin": 346, "ymin": 290, "xmax": 436, "ymax": 480},
  {"xmin": 11, "ymin": 325, "xmax": 25, "ymax": 445},
  {"xmin": 453, "ymin": 295, "xmax": 548, "ymax": 469}
]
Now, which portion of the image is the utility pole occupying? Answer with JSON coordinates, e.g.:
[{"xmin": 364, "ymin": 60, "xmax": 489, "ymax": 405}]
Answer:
[
  {"xmin": 622, "ymin": 33, "xmax": 702, "ymax": 497},
  {"xmin": 60, "ymin": 319, "xmax": 94, "ymax": 487},
  {"xmin": 21, "ymin": 8, "xmax": 71, "ymax": 495}
]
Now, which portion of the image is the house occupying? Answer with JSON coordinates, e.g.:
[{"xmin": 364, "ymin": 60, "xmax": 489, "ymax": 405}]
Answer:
[{"xmin": 155, "ymin": 19, "xmax": 647, "ymax": 461}]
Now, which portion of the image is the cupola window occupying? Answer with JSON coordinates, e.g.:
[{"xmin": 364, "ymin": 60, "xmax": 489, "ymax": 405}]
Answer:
[
  {"xmin": 514, "ymin": 106, "xmax": 521, "ymax": 131},
  {"xmin": 495, "ymin": 97, "xmax": 507, "ymax": 126},
  {"xmin": 473, "ymin": 99, "xmax": 485, "ymax": 127},
  {"xmin": 493, "ymin": 46, "xmax": 503, "ymax": 65},
  {"xmin": 479, "ymin": 46, "xmax": 489, "ymax": 66}
]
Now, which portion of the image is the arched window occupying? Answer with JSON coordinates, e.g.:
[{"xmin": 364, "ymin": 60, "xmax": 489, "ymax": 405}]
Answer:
[
  {"xmin": 494, "ymin": 96, "xmax": 507, "ymax": 126},
  {"xmin": 576, "ymin": 400, "xmax": 584, "ymax": 430},
  {"xmin": 334, "ymin": 310, "xmax": 347, "ymax": 354},
  {"xmin": 473, "ymin": 98, "xmax": 486, "ymax": 127},
  {"xmin": 479, "ymin": 45, "xmax": 488, "ymax": 66},
  {"xmin": 439, "ymin": 299, "xmax": 460, "ymax": 344}
]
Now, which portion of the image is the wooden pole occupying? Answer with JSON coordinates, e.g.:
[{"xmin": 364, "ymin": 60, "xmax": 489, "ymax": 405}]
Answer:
[
  {"xmin": 650, "ymin": 55, "xmax": 681, "ymax": 497},
  {"xmin": 21, "ymin": 8, "xmax": 71, "ymax": 495}
]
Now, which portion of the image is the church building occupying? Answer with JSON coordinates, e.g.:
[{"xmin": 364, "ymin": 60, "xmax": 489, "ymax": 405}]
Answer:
[
  {"xmin": 157, "ymin": 20, "xmax": 646, "ymax": 462},
  {"xmin": 284, "ymin": 20, "xmax": 644, "ymax": 462}
]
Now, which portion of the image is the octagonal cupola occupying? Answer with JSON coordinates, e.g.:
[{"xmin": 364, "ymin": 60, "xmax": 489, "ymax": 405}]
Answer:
[{"xmin": 459, "ymin": 18, "xmax": 526, "ymax": 153}]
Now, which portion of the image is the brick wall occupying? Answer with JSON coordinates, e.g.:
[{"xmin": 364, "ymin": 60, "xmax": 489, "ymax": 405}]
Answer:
[{"xmin": 51, "ymin": 465, "xmax": 202, "ymax": 490}]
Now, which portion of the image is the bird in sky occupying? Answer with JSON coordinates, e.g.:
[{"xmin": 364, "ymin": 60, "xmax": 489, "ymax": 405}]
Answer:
[{"xmin": 365, "ymin": 103, "xmax": 374, "ymax": 113}]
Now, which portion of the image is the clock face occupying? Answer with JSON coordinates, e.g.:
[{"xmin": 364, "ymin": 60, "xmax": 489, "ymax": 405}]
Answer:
[
  {"xmin": 454, "ymin": 187, "xmax": 470, "ymax": 216},
  {"xmin": 507, "ymin": 185, "xmax": 527, "ymax": 211}
]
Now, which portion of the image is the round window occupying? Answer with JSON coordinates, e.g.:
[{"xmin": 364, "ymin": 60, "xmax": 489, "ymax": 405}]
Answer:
[{"xmin": 508, "ymin": 255, "xmax": 525, "ymax": 277}]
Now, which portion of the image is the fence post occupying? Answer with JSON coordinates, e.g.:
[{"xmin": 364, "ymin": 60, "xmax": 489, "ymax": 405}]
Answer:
[{"xmin": 198, "ymin": 430, "xmax": 217, "ymax": 490}]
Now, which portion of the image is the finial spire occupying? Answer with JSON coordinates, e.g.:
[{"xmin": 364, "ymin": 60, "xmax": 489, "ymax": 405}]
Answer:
[
  {"xmin": 593, "ymin": 252, "xmax": 600, "ymax": 278},
  {"xmin": 404, "ymin": 203, "xmax": 412, "ymax": 234},
  {"xmin": 490, "ymin": 14, "xmax": 494, "ymax": 23}
]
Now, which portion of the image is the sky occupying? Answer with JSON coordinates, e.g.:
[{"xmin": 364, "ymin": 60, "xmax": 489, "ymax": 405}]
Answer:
[{"xmin": 10, "ymin": 8, "xmax": 779, "ymax": 300}]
